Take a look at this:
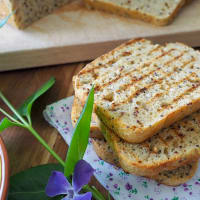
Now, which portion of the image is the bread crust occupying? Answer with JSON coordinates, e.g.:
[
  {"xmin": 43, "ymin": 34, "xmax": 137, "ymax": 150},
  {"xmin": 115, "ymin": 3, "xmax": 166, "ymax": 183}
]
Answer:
[
  {"xmin": 92, "ymin": 138, "xmax": 198, "ymax": 186},
  {"xmin": 2, "ymin": 0, "xmax": 70, "ymax": 29},
  {"xmin": 71, "ymin": 96, "xmax": 104, "ymax": 138},
  {"xmin": 96, "ymin": 97, "xmax": 200, "ymax": 143},
  {"xmin": 101, "ymin": 121, "xmax": 200, "ymax": 176},
  {"xmin": 83, "ymin": 0, "xmax": 187, "ymax": 26},
  {"xmin": 72, "ymin": 95, "xmax": 200, "ymax": 177},
  {"xmin": 74, "ymin": 38, "xmax": 200, "ymax": 143}
]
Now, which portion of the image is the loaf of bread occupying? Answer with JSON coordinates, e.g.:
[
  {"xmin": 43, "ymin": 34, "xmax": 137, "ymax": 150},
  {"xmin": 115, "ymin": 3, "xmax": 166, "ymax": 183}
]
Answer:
[
  {"xmin": 2, "ymin": 0, "xmax": 70, "ymax": 29},
  {"xmin": 73, "ymin": 38, "xmax": 200, "ymax": 143},
  {"xmin": 84, "ymin": 0, "xmax": 192, "ymax": 26},
  {"xmin": 92, "ymin": 138, "xmax": 199, "ymax": 186}
]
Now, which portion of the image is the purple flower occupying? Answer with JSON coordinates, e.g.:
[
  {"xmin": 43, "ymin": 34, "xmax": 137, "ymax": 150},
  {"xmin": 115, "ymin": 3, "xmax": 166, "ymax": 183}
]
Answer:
[{"xmin": 45, "ymin": 160, "xmax": 94, "ymax": 200}]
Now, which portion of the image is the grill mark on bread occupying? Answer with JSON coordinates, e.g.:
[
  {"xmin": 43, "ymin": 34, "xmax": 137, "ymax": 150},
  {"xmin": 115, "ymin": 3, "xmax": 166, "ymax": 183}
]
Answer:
[
  {"xmin": 92, "ymin": 139, "xmax": 198, "ymax": 186},
  {"xmin": 94, "ymin": 46, "xmax": 164, "ymax": 90},
  {"xmin": 173, "ymin": 128, "xmax": 185, "ymax": 140},
  {"xmin": 146, "ymin": 60, "xmax": 196, "ymax": 105},
  {"xmin": 114, "ymin": 50, "xmax": 185, "ymax": 95},
  {"xmin": 160, "ymin": 82, "xmax": 200, "ymax": 112},
  {"xmin": 96, "ymin": 48, "xmax": 175, "ymax": 92},
  {"xmin": 147, "ymin": 45, "xmax": 162, "ymax": 55},
  {"xmin": 142, "ymin": 142, "xmax": 151, "ymax": 150},
  {"xmin": 75, "ymin": 39, "xmax": 200, "ymax": 143},
  {"xmin": 78, "ymin": 38, "xmax": 144, "ymax": 75},
  {"xmin": 111, "ymin": 52, "xmax": 191, "ymax": 106},
  {"xmin": 158, "ymin": 136, "xmax": 168, "ymax": 146}
]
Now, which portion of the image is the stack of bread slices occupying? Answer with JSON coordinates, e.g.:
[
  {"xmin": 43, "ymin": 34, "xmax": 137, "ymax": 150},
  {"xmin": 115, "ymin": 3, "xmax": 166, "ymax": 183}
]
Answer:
[{"xmin": 71, "ymin": 38, "xmax": 200, "ymax": 186}]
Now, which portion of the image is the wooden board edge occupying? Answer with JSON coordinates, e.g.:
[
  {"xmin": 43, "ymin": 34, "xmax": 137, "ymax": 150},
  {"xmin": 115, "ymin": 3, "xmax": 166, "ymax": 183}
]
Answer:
[{"xmin": 0, "ymin": 30, "xmax": 200, "ymax": 71}]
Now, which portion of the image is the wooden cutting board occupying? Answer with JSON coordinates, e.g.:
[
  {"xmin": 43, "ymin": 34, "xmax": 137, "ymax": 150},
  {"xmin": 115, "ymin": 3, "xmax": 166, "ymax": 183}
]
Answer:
[{"xmin": 0, "ymin": 0, "xmax": 200, "ymax": 71}]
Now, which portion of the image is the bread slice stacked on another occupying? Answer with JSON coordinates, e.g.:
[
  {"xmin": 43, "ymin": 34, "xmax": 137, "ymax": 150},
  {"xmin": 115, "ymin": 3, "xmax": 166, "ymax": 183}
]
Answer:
[
  {"xmin": 2, "ymin": 0, "xmax": 70, "ymax": 29},
  {"xmin": 92, "ymin": 138, "xmax": 199, "ymax": 186},
  {"xmin": 72, "ymin": 96, "xmax": 200, "ymax": 180},
  {"xmin": 73, "ymin": 38, "xmax": 200, "ymax": 143},
  {"xmin": 84, "ymin": 0, "xmax": 193, "ymax": 26},
  {"xmin": 72, "ymin": 38, "xmax": 200, "ymax": 185}
]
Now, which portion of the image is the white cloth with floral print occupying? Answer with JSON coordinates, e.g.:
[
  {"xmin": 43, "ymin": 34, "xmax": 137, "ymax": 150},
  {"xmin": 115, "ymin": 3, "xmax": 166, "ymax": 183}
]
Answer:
[{"xmin": 43, "ymin": 96, "xmax": 200, "ymax": 200}]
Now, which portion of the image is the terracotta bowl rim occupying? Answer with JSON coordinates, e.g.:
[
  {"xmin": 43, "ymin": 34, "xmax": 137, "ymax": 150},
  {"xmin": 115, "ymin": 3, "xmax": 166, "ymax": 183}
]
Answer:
[{"xmin": 0, "ymin": 136, "xmax": 9, "ymax": 200}]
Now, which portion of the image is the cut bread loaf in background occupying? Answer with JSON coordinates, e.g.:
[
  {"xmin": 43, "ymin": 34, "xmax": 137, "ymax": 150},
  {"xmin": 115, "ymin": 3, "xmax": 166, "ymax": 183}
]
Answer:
[
  {"xmin": 73, "ymin": 38, "xmax": 200, "ymax": 143},
  {"xmin": 99, "ymin": 110, "xmax": 200, "ymax": 176},
  {"xmin": 92, "ymin": 138, "xmax": 199, "ymax": 186},
  {"xmin": 84, "ymin": 0, "xmax": 193, "ymax": 26},
  {"xmin": 2, "ymin": 0, "xmax": 70, "ymax": 29}
]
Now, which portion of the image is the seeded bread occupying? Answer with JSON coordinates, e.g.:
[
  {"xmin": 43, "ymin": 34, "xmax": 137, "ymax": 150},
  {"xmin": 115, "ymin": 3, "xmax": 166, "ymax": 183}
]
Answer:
[
  {"xmin": 71, "ymin": 95, "xmax": 200, "ymax": 176},
  {"xmin": 2, "ymin": 0, "xmax": 70, "ymax": 29},
  {"xmin": 73, "ymin": 38, "xmax": 200, "ymax": 143},
  {"xmin": 71, "ymin": 96, "xmax": 103, "ymax": 138},
  {"xmin": 84, "ymin": 0, "xmax": 192, "ymax": 26},
  {"xmin": 92, "ymin": 138, "xmax": 199, "ymax": 186},
  {"xmin": 99, "ymin": 110, "xmax": 200, "ymax": 176}
]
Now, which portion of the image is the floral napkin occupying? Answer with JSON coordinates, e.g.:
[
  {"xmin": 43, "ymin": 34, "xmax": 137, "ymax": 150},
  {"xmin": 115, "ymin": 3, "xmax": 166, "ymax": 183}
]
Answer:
[{"xmin": 43, "ymin": 96, "xmax": 200, "ymax": 200}]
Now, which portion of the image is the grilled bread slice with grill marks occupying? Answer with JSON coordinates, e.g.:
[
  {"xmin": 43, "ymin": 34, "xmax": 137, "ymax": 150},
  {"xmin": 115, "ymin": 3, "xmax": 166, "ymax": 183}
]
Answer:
[
  {"xmin": 84, "ymin": 0, "xmax": 192, "ymax": 26},
  {"xmin": 72, "ymin": 95, "xmax": 200, "ymax": 177},
  {"xmin": 71, "ymin": 96, "xmax": 103, "ymax": 138},
  {"xmin": 99, "ymin": 110, "xmax": 200, "ymax": 176},
  {"xmin": 92, "ymin": 138, "xmax": 199, "ymax": 186},
  {"xmin": 73, "ymin": 38, "xmax": 200, "ymax": 143}
]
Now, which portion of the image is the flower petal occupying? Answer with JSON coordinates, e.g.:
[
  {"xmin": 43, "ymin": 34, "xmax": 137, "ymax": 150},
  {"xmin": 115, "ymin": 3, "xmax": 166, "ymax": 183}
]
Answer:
[
  {"xmin": 45, "ymin": 171, "xmax": 71, "ymax": 197},
  {"xmin": 73, "ymin": 160, "xmax": 94, "ymax": 192},
  {"xmin": 73, "ymin": 192, "xmax": 92, "ymax": 200}
]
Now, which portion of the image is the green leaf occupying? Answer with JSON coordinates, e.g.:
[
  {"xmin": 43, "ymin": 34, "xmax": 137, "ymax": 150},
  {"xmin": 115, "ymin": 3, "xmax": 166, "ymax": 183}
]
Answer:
[
  {"xmin": 8, "ymin": 164, "xmax": 63, "ymax": 200},
  {"xmin": 18, "ymin": 77, "xmax": 55, "ymax": 121},
  {"xmin": 64, "ymin": 86, "xmax": 94, "ymax": 177},
  {"xmin": 108, "ymin": 193, "xmax": 111, "ymax": 200},
  {"xmin": 0, "ymin": 117, "xmax": 19, "ymax": 132}
]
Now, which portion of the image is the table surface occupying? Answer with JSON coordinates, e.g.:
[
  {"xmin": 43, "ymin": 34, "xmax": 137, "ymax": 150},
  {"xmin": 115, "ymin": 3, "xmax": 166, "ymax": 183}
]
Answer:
[
  {"xmin": 0, "ymin": 62, "xmax": 110, "ymax": 199},
  {"xmin": 0, "ymin": 46, "xmax": 200, "ymax": 199}
]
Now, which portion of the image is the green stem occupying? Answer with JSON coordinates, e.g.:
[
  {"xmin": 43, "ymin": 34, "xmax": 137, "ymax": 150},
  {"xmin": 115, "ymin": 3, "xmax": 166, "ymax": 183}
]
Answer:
[
  {"xmin": 27, "ymin": 126, "xmax": 65, "ymax": 167},
  {"xmin": 27, "ymin": 115, "xmax": 32, "ymax": 126},
  {"xmin": 0, "ymin": 91, "xmax": 106, "ymax": 200},
  {"xmin": 0, "ymin": 108, "xmax": 23, "ymax": 125},
  {"xmin": 83, "ymin": 185, "xmax": 107, "ymax": 200},
  {"xmin": 0, "ymin": 92, "xmax": 28, "ymax": 126}
]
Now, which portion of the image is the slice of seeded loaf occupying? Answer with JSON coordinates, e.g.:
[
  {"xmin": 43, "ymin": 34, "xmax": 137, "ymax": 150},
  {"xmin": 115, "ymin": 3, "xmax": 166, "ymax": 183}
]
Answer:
[
  {"xmin": 99, "ymin": 110, "xmax": 200, "ymax": 176},
  {"xmin": 2, "ymin": 0, "xmax": 70, "ymax": 29},
  {"xmin": 71, "ymin": 96, "xmax": 103, "ymax": 138},
  {"xmin": 73, "ymin": 38, "xmax": 200, "ymax": 143},
  {"xmin": 72, "ymin": 95, "xmax": 200, "ymax": 176},
  {"xmin": 92, "ymin": 138, "xmax": 199, "ymax": 186},
  {"xmin": 84, "ymin": 0, "xmax": 192, "ymax": 26}
]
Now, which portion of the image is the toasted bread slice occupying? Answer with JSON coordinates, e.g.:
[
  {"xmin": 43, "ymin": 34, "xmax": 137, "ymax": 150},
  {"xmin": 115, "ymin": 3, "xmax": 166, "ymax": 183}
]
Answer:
[
  {"xmin": 71, "ymin": 96, "xmax": 103, "ymax": 138},
  {"xmin": 2, "ymin": 0, "xmax": 70, "ymax": 29},
  {"xmin": 84, "ymin": 0, "xmax": 191, "ymax": 26},
  {"xmin": 92, "ymin": 138, "xmax": 119, "ymax": 166},
  {"xmin": 92, "ymin": 138, "xmax": 198, "ymax": 186},
  {"xmin": 99, "ymin": 110, "xmax": 200, "ymax": 176},
  {"xmin": 73, "ymin": 38, "xmax": 200, "ymax": 143},
  {"xmin": 72, "ymin": 96, "xmax": 200, "ymax": 176}
]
